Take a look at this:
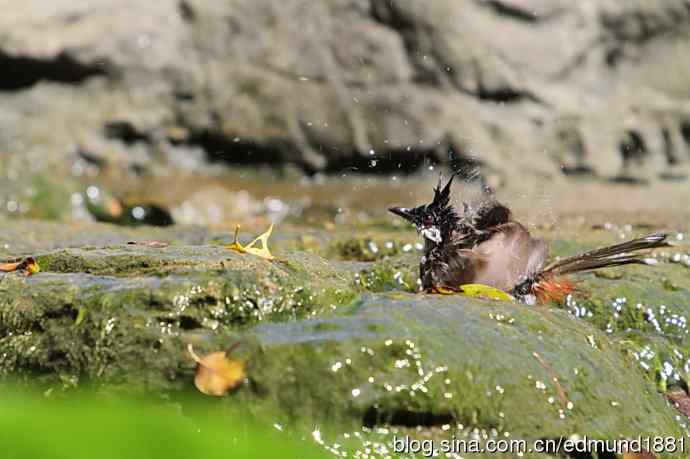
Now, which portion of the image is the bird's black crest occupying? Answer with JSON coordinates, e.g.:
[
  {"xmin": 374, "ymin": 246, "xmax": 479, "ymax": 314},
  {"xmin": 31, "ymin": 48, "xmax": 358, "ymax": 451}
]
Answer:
[
  {"xmin": 428, "ymin": 173, "xmax": 460, "ymax": 240},
  {"xmin": 428, "ymin": 173, "xmax": 454, "ymax": 214}
]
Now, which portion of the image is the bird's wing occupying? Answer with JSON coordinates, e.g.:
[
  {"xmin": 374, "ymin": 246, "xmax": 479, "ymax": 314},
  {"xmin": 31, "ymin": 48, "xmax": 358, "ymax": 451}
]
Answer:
[
  {"xmin": 471, "ymin": 200, "xmax": 513, "ymax": 231},
  {"xmin": 430, "ymin": 246, "xmax": 487, "ymax": 289},
  {"xmin": 471, "ymin": 222, "xmax": 547, "ymax": 291}
]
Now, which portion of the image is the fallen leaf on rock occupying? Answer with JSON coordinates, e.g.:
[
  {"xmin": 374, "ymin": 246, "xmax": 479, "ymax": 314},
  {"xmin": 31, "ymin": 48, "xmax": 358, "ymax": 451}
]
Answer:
[
  {"xmin": 0, "ymin": 257, "xmax": 40, "ymax": 276},
  {"xmin": 459, "ymin": 283, "xmax": 515, "ymax": 302},
  {"xmin": 226, "ymin": 224, "xmax": 274, "ymax": 260},
  {"xmin": 665, "ymin": 385, "xmax": 690, "ymax": 419},
  {"xmin": 188, "ymin": 343, "xmax": 246, "ymax": 396},
  {"xmin": 126, "ymin": 240, "xmax": 169, "ymax": 248}
]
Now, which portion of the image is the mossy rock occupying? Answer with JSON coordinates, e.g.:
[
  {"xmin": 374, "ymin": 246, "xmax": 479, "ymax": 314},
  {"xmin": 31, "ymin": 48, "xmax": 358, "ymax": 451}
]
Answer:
[
  {"xmin": 234, "ymin": 295, "xmax": 683, "ymax": 449},
  {"xmin": 1, "ymin": 218, "xmax": 689, "ymax": 458},
  {"xmin": 0, "ymin": 246, "xmax": 360, "ymax": 390}
]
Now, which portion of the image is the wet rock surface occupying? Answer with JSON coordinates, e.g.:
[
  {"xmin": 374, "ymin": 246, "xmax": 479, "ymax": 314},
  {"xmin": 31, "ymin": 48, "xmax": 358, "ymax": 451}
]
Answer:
[
  {"xmin": 1, "ymin": 0, "xmax": 690, "ymax": 182},
  {"xmin": 246, "ymin": 295, "xmax": 683, "ymax": 439},
  {"xmin": 1, "ymin": 218, "xmax": 689, "ymax": 456}
]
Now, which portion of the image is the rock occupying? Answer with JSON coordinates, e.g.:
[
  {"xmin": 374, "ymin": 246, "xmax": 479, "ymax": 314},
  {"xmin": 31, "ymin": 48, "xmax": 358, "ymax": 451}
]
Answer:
[
  {"xmin": 0, "ymin": 1, "xmax": 689, "ymax": 183},
  {"xmin": 1, "ymin": 218, "xmax": 689, "ymax": 453},
  {"xmin": 0, "ymin": 244, "xmax": 360, "ymax": 390},
  {"xmin": 242, "ymin": 294, "xmax": 684, "ymax": 441}
]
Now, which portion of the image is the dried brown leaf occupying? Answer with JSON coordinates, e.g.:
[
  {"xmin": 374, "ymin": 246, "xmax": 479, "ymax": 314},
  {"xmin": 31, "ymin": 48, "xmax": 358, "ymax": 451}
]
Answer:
[
  {"xmin": 0, "ymin": 257, "xmax": 40, "ymax": 276},
  {"xmin": 188, "ymin": 344, "xmax": 245, "ymax": 396},
  {"xmin": 666, "ymin": 385, "xmax": 690, "ymax": 418}
]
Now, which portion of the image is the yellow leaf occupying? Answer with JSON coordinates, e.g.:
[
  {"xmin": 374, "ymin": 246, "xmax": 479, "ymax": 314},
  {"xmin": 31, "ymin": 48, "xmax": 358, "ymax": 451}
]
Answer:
[
  {"xmin": 459, "ymin": 284, "xmax": 514, "ymax": 302},
  {"xmin": 25, "ymin": 258, "xmax": 40, "ymax": 275},
  {"xmin": 188, "ymin": 344, "xmax": 246, "ymax": 396},
  {"xmin": 226, "ymin": 224, "xmax": 275, "ymax": 260}
]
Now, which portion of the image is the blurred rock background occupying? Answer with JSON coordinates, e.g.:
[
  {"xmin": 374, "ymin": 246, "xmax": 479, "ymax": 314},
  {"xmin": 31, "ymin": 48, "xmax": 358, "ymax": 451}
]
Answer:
[{"xmin": 0, "ymin": 0, "xmax": 689, "ymax": 222}]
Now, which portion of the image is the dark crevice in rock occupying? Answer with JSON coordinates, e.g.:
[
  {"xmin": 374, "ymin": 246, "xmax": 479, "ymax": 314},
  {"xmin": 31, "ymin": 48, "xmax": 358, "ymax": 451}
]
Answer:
[
  {"xmin": 661, "ymin": 127, "xmax": 678, "ymax": 165},
  {"xmin": 157, "ymin": 316, "xmax": 200, "ymax": 331},
  {"xmin": 103, "ymin": 121, "xmax": 151, "ymax": 145},
  {"xmin": 604, "ymin": 47, "xmax": 623, "ymax": 67},
  {"xmin": 178, "ymin": 316, "xmax": 203, "ymax": 331},
  {"xmin": 190, "ymin": 295, "xmax": 219, "ymax": 307},
  {"xmin": 174, "ymin": 90, "xmax": 196, "ymax": 102},
  {"xmin": 0, "ymin": 51, "xmax": 106, "ymax": 91},
  {"xmin": 362, "ymin": 406, "xmax": 455, "ymax": 428},
  {"xmin": 185, "ymin": 131, "xmax": 288, "ymax": 168},
  {"xmin": 474, "ymin": 87, "xmax": 532, "ymax": 103},
  {"xmin": 47, "ymin": 350, "xmax": 69, "ymax": 365},
  {"xmin": 613, "ymin": 129, "xmax": 650, "ymax": 184},
  {"xmin": 178, "ymin": 0, "xmax": 197, "ymax": 22},
  {"xmin": 619, "ymin": 129, "xmax": 648, "ymax": 164},
  {"xmin": 482, "ymin": 0, "xmax": 539, "ymax": 23},
  {"xmin": 332, "ymin": 145, "xmax": 489, "ymax": 179},
  {"xmin": 680, "ymin": 120, "xmax": 690, "ymax": 147},
  {"xmin": 324, "ymin": 147, "xmax": 439, "ymax": 175},
  {"xmin": 609, "ymin": 175, "xmax": 649, "ymax": 185},
  {"xmin": 43, "ymin": 305, "xmax": 79, "ymax": 322},
  {"xmin": 469, "ymin": 59, "xmax": 542, "ymax": 104},
  {"xmin": 561, "ymin": 165, "xmax": 595, "ymax": 176},
  {"xmin": 181, "ymin": 129, "xmax": 453, "ymax": 176}
]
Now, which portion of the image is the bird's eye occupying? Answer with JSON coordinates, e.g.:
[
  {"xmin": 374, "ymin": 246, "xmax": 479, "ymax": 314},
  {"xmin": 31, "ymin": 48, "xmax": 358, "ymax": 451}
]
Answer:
[{"xmin": 423, "ymin": 215, "xmax": 433, "ymax": 226}]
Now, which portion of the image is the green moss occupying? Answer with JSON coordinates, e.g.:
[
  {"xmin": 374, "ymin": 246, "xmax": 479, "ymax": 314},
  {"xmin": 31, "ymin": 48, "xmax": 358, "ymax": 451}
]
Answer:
[
  {"xmin": 1, "ymin": 247, "xmax": 365, "ymax": 391},
  {"xmin": 354, "ymin": 256, "xmax": 418, "ymax": 293},
  {"xmin": 328, "ymin": 235, "xmax": 417, "ymax": 262},
  {"xmin": 312, "ymin": 322, "xmax": 342, "ymax": 332},
  {"xmin": 23, "ymin": 176, "xmax": 74, "ymax": 221},
  {"xmin": 550, "ymin": 262, "xmax": 690, "ymax": 391},
  {"xmin": 36, "ymin": 250, "xmax": 184, "ymax": 276},
  {"xmin": 226, "ymin": 297, "xmax": 684, "ymax": 455}
]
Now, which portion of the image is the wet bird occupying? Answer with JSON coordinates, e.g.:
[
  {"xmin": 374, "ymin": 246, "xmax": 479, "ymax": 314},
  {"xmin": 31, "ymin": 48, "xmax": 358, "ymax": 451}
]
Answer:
[{"xmin": 388, "ymin": 174, "xmax": 670, "ymax": 303}]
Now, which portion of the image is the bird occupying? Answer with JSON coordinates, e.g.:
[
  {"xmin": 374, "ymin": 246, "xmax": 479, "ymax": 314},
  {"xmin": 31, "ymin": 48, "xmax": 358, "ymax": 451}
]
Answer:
[{"xmin": 388, "ymin": 174, "xmax": 670, "ymax": 304}]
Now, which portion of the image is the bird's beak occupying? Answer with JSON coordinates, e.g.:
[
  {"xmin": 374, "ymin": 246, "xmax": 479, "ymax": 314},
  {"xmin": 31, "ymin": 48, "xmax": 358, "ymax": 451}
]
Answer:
[{"xmin": 388, "ymin": 207, "xmax": 415, "ymax": 222}]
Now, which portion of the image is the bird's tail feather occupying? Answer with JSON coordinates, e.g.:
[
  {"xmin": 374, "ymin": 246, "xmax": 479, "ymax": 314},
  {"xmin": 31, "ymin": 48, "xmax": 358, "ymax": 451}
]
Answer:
[
  {"xmin": 522, "ymin": 233, "xmax": 669, "ymax": 303},
  {"xmin": 532, "ymin": 277, "xmax": 577, "ymax": 303},
  {"xmin": 542, "ymin": 232, "xmax": 669, "ymax": 277}
]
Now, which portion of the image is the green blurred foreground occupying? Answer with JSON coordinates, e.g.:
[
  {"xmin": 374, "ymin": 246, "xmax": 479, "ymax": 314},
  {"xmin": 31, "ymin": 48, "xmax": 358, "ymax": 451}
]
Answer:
[{"xmin": 0, "ymin": 389, "xmax": 328, "ymax": 459}]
